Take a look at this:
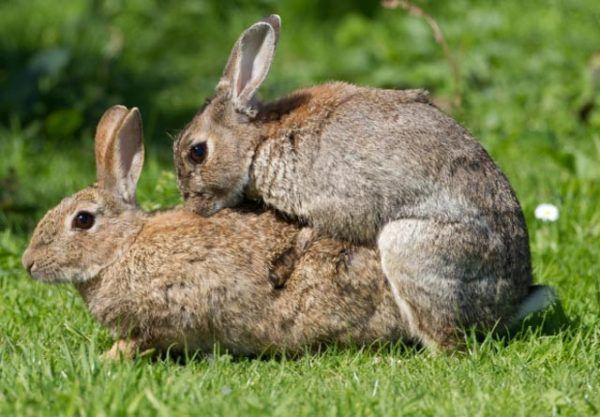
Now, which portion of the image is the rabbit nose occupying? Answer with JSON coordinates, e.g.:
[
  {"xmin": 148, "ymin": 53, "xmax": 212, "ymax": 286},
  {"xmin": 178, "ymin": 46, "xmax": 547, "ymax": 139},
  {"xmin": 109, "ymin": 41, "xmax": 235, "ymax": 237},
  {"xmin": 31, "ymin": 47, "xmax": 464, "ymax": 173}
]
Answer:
[
  {"xmin": 22, "ymin": 251, "xmax": 34, "ymax": 275},
  {"xmin": 23, "ymin": 261, "xmax": 34, "ymax": 275}
]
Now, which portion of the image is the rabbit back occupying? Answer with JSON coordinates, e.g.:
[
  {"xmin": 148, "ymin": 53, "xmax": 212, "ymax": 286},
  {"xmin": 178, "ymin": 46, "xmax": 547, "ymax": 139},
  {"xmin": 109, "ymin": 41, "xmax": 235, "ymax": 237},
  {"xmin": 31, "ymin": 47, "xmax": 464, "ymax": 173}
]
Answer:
[{"xmin": 253, "ymin": 82, "xmax": 526, "ymax": 247}]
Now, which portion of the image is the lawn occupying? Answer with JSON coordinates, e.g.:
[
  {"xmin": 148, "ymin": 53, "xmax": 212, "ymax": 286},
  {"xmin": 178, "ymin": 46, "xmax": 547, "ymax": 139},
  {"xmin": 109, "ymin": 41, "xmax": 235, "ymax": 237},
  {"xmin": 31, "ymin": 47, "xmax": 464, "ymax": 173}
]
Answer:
[{"xmin": 0, "ymin": 1, "xmax": 599, "ymax": 416}]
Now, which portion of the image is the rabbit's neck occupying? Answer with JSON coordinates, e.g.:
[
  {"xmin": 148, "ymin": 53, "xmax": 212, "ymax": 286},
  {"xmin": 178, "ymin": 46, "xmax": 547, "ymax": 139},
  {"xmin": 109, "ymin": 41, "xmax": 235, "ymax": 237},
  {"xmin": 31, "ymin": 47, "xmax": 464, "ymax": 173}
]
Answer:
[
  {"xmin": 247, "ymin": 83, "xmax": 359, "ymax": 215},
  {"xmin": 74, "ymin": 214, "xmax": 147, "ymax": 332},
  {"xmin": 246, "ymin": 134, "xmax": 301, "ymax": 213}
]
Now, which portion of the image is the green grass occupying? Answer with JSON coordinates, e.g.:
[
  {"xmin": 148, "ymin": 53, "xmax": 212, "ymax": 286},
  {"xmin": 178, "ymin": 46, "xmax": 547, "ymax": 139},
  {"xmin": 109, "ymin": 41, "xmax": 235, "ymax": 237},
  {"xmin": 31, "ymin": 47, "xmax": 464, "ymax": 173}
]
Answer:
[{"xmin": 1, "ymin": 0, "xmax": 600, "ymax": 416}]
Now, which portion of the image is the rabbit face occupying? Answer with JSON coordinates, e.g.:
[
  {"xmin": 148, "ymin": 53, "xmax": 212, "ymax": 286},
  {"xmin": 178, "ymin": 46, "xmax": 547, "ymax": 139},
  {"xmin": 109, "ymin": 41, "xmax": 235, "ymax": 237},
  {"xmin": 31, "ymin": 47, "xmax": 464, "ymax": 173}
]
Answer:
[
  {"xmin": 174, "ymin": 15, "xmax": 281, "ymax": 216},
  {"xmin": 22, "ymin": 187, "xmax": 142, "ymax": 283},
  {"xmin": 173, "ymin": 97, "xmax": 259, "ymax": 216},
  {"xmin": 23, "ymin": 105, "xmax": 146, "ymax": 284}
]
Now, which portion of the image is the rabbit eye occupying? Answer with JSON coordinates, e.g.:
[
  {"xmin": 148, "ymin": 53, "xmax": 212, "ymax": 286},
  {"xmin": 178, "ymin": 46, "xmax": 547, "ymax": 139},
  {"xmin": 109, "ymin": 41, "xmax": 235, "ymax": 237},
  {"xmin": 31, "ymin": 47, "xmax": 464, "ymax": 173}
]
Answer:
[
  {"xmin": 72, "ymin": 211, "xmax": 95, "ymax": 230},
  {"xmin": 189, "ymin": 142, "xmax": 207, "ymax": 164}
]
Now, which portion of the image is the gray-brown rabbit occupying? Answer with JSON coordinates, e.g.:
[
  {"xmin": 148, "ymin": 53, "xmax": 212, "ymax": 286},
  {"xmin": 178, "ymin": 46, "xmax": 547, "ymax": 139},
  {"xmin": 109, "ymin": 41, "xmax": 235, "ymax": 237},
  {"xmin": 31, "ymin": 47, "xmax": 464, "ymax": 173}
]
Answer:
[{"xmin": 173, "ymin": 15, "xmax": 536, "ymax": 349}]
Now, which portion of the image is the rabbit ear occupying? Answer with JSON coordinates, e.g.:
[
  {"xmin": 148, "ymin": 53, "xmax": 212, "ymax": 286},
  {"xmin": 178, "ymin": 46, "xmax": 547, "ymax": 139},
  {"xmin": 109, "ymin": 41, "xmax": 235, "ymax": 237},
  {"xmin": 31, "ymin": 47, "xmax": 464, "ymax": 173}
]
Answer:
[
  {"xmin": 94, "ymin": 105, "xmax": 130, "ymax": 169},
  {"xmin": 95, "ymin": 106, "xmax": 145, "ymax": 204},
  {"xmin": 219, "ymin": 14, "xmax": 281, "ymax": 115}
]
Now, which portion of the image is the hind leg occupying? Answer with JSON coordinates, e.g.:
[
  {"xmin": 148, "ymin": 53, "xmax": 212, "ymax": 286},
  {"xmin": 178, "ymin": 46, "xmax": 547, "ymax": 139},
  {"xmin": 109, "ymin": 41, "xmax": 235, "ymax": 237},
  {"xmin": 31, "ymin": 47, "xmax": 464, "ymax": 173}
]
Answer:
[{"xmin": 378, "ymin": 218, "xmax": 512, "ymax": 350}]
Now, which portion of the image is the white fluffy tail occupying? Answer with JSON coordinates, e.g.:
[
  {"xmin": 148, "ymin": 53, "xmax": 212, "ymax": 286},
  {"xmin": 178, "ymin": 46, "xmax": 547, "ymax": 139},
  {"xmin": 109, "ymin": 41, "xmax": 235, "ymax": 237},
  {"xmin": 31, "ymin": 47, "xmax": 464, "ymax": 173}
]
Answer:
[{"xmin": 510, "ymin": 285, "xmax": 557, "ymax": 326}]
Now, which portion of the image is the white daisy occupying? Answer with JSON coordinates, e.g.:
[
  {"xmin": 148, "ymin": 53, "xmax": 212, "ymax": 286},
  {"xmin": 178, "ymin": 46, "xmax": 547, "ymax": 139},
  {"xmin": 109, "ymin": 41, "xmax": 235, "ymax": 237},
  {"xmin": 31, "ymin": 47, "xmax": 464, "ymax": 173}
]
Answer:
[{"xmin": 534, "ymin": 203, "xmax": 559, "ymax": 222}]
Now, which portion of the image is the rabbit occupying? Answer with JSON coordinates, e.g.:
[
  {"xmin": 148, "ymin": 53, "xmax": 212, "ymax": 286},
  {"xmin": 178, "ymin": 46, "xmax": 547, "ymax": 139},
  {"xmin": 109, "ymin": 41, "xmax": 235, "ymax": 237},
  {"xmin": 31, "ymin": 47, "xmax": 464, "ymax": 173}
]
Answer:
[
  {"xmin": 173, "ymin": 15, "xmax": 537, "ymax": 349},
  {"xmin": 21, "ymin": 104, "xmax": 414, "ymax": 358}
]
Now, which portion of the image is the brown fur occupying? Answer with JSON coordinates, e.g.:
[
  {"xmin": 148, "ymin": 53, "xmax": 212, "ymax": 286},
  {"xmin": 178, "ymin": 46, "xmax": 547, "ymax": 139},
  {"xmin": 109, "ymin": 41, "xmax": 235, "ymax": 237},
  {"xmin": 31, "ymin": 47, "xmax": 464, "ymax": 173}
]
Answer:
[
  {"xmin": 73, "ymin": 208, "xmax": 407, "ymax": 355},
  {"xmin": 22, "ymin": 105, "xmax": 409, "ymax": 357},
  {"xmin": 173, "ymin": 16, "xmax": 534, "ymax": 349}
]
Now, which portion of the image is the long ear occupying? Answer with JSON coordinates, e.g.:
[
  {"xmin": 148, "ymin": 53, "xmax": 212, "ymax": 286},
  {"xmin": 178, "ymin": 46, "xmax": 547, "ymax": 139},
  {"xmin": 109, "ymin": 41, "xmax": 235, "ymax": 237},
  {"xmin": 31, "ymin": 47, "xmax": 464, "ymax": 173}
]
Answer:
[
  {"xmin": 94, "ymin": 105, "xmax": 129, "ymax": 170},
  {"xmin": 219, "ymin": 14, "xmax": 281, "ymax": 116},
  {"xmin": 95, "ymin": 107, "xmax": 144, "ymax": 204}
]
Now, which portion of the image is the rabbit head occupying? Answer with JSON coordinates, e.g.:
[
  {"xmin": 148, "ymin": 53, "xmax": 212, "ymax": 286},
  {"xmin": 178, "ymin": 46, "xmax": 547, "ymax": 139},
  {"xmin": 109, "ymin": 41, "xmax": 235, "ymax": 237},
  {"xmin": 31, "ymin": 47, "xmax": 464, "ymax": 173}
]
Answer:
[
  {"xmin": 173, "ymin": 15, "xmax": 281, "ymax": 216},
  {"xmin": 22, "ymin": 106, "xmax": 145, "ymax": 284}
]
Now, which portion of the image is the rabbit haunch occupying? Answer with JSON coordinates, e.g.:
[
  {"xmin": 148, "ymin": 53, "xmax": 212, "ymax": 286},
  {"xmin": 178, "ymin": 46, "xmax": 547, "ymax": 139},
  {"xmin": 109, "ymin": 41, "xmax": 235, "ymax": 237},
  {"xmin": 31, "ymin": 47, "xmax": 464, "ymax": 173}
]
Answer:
[{"xmin": 174, "ymin": 15, "xmax": 533, "ymax": 349}]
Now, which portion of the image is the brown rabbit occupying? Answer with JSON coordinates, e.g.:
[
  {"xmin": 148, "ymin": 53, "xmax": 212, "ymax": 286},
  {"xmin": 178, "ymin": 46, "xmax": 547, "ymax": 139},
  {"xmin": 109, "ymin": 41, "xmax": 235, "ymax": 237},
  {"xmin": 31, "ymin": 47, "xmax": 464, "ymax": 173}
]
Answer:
[
  {"xmin": 20, "ymin": 105, "xmax": 412, "ymax": 357},
  {"xmin": 173, "ymin": 15, "xmax": 536, "ymax": 349}
]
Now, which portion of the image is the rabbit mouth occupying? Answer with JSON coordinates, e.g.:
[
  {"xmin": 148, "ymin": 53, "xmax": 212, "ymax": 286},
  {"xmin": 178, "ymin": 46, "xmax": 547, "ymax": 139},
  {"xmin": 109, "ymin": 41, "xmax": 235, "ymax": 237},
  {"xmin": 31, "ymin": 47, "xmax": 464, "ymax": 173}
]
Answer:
[
  {"xmin": 24, "ymin": 259, "xmax": 98, "ymax": 284},
  {"xmin": 26, "ymin": 263, "xmax": 66, "ymax": 283},
  {"xmin": 185, "ymin": 187, "xmax": 244, "ymax": 217},
  {"xmin": 185, "ymin": 192, "xmax": 221, "ymax": 217}
]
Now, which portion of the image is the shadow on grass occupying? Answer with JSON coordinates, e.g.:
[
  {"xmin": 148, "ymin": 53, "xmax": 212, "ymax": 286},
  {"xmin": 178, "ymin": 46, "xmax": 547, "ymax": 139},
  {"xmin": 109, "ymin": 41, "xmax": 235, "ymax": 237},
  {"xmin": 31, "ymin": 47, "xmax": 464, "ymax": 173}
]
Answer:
[
  {"xmin": 493, "ymin": 299, "xmax": 573, "ymax": 346},
  {"xmin": 142, "ymin": 338, "xmax": 423, "ymax": 367}
]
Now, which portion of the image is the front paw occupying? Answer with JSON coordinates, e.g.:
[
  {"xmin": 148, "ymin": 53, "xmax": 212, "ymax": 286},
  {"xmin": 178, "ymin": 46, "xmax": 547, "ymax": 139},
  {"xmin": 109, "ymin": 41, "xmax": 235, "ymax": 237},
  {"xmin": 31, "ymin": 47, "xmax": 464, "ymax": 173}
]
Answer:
[
  {"xmin": 269, "ymin": 246, "xmax": 300, "ymax": 289},
  {"xmin": 101, "ymin": 339, "xmax": 139, "ymax": 361}
]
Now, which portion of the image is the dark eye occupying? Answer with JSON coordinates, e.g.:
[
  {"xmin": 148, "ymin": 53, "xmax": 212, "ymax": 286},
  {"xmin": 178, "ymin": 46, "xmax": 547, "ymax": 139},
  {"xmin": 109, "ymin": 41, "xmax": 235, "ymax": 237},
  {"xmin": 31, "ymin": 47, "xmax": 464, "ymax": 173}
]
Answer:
[
  {"xmin": 72, "ymin": 211, "xmax": 95, "ymax": 230},
  {"xmin": 189, "ymin": 142, "xmax": 207, "ymax": 164}
]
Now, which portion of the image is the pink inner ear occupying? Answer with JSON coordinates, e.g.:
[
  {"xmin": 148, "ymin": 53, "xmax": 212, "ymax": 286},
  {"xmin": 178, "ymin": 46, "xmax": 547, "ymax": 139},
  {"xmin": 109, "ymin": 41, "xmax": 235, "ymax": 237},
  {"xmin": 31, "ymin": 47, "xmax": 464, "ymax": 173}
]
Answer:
[
  {"xmin": 95, "ymin": 106, "xmax": 129, "ymax": 178},
  {"xmin": 236, "ymin": 24, "xmax": 273, "ymax": 100},
  {"xmin": 237, "ymin": 35, "xmax": 260, "ymax": 95},
  {"xmin": 114, "ymin": 111, "xmax": 144, "ymax": 202},
  {"xmin": 119, "ymin": 123, "xmax": 141, "ymax": 178}
]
